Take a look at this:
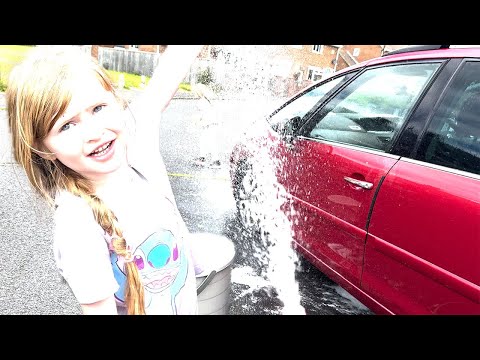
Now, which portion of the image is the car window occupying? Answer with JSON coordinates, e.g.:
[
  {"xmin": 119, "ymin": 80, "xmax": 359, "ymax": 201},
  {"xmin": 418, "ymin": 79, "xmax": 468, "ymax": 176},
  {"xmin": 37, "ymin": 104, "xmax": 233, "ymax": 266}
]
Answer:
[
  {"xmin": 306, "ymin": 63, "xmax": 441, "ymax": 152},
  {"xmin": 268, "ymin": 75, "xmax": 347, "ymax": 131},
  {"xmin": 417, "ymin": 61, "xmax": 480, "ymax": 175}
]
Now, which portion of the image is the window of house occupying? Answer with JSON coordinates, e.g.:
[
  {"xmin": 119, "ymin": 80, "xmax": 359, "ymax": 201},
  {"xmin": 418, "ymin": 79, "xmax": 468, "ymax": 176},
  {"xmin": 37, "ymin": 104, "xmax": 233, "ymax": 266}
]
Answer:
[
  {"xmin": 307, "ymin": 66, "xmax": 323, "ymax": 81},
  {"xmin": 353, "ymin": 48, "xmax": 360, "ymax": 57},
  {"xmin": 312, "ymin": 45, "xmax": 324, "ymax": 54}
]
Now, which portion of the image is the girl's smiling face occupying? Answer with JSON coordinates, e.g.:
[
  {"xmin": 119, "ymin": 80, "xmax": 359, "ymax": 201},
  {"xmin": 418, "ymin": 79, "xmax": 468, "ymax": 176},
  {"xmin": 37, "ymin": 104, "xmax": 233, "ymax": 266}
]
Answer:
[{"xmin": 42, "ymin": 70, "xmax": 128, "ymax": 183}]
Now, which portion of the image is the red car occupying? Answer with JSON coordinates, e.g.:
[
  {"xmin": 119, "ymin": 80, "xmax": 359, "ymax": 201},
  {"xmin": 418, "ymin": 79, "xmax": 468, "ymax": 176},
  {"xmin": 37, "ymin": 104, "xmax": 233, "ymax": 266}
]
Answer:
[{"xmin": 229, "ymin": 45, "xmax": 480, "ymax": 315}]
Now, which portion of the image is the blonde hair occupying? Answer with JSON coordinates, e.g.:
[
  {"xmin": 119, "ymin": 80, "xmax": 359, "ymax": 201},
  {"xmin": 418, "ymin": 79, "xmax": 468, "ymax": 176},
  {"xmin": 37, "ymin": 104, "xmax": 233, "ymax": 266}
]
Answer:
[{"xmin": 6, "ymin": 46, "xmax": 145, "ymax": 315}]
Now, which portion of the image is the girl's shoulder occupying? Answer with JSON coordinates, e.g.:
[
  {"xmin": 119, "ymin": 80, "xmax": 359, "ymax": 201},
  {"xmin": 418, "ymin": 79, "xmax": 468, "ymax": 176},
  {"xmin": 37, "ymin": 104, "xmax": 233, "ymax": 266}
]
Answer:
[
  {"xmin": 53, "ymin": 190, "xmax": 106, "ymax": 247},
  {"xmin": 54, "ymin": 191, "xmax": 96, "ymax": 225},
  {"xmin": 128, "ymin": 157, "xmax": 176, "ymax": 203}
]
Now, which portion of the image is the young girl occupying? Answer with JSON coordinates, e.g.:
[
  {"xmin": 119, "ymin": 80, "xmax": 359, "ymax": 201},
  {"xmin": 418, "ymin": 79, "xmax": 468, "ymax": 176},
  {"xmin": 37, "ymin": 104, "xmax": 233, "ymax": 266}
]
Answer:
[{"xmin": 7, "ymin": 45, "xmax": 205, "ymax": 315}]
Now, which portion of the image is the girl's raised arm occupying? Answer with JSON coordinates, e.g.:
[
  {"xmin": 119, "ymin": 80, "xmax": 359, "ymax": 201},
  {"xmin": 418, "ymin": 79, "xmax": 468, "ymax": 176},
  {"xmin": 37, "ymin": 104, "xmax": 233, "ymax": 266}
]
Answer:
[
  {"xmin": 129, "ymin": 45, "xmax": 205, "ymax": 121},
  {"xmin": 125, "ymin": 45, "xmax": 205, "ymax": 186}
]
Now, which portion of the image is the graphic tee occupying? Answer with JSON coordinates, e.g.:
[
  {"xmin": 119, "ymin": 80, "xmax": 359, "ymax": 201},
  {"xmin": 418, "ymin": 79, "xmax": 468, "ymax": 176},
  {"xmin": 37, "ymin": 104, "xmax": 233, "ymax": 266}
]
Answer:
[{"xmin": 53, "ymin": 164, "xmax": 199, "ymax": 315}]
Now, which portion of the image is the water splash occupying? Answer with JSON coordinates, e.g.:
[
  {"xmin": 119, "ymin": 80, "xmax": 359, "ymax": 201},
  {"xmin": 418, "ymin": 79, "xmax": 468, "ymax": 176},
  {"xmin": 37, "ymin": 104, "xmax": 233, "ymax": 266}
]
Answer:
[
  {"xmin": 231, "ymin": 112, "xmax": 305, "ymax": 315},
  {"xmin": 205, "ymin": 45, "xmax": 289, "ymax": 100},
  {"xmin": 197, "ymin": 46, "xmax": 306, "ymax": 314}
]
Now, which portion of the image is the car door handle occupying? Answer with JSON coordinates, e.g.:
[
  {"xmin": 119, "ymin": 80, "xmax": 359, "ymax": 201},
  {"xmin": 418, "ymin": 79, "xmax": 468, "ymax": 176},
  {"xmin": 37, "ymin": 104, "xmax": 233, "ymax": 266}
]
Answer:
[{"xmin": 344, "ymin": 176, "xmax": 373, "ymax": 190}]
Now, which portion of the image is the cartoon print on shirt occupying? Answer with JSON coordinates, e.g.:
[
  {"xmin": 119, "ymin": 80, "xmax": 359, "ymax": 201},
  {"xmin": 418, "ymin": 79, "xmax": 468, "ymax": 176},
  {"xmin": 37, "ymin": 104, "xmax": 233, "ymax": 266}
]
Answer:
[{"xmin": 110, "ymin": 229, "xmax": 188, "ymax": 314}]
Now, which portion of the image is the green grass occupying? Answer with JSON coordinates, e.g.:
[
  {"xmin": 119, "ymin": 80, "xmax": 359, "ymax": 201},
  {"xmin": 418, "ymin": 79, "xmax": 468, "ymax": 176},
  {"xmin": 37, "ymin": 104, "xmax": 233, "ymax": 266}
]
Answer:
[
  {"xmin": 0, "ymin": 45, "xmax": 36, "ymax": 91},
  {"xmin": 106, "ymin": 70, "xmax": 146, "ymax": 90},
  {"xmin": 0, "ymin": 45, "xmax": 191, "ymax": 92},
  {"xmin": 105, "ymin": 70, "xmax": 190, "ymax": 91}
]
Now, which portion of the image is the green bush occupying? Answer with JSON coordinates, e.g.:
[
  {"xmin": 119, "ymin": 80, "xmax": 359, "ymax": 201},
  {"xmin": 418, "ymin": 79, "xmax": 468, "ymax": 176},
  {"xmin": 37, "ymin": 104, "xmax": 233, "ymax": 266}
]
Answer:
[{"xmin": 196, "ymin": 67, "xmax": 215, "ymax": 86}]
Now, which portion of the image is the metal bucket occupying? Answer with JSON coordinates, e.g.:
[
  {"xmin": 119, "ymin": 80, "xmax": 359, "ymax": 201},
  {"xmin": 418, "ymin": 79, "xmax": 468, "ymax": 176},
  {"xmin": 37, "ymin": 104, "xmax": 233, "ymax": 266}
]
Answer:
[{"xmin": 190, "ymin": 233, "xmax": 236, "ymax": 315}]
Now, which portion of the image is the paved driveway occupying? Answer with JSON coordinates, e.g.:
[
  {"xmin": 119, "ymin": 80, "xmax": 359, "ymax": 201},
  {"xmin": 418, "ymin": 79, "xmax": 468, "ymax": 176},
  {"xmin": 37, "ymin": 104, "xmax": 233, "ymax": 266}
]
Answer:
[{"xmin": 0, "ymin": 92, "xmax": 81, "ymax": 314}]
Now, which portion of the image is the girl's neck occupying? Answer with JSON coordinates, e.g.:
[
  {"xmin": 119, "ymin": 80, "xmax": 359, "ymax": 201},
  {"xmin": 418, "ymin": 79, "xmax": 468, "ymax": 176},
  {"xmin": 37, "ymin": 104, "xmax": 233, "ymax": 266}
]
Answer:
[{"xmin": 92, "ymin": 163, "xmax": 134, "ymax": 197}]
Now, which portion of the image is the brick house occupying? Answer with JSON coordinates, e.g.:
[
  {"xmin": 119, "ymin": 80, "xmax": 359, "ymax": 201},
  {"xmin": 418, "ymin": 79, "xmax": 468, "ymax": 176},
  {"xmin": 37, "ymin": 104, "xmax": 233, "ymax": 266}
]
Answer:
[
  {"xmin": 206, "ymin": 45, "xmax": 409, "ymax": 96},
  {"xmin": 335, "ymin": 45, "xmax": 409, "ymax": 70},
  {"xmin": 251, "ymin": 45, "xmax": 408, "ymax": 96}
]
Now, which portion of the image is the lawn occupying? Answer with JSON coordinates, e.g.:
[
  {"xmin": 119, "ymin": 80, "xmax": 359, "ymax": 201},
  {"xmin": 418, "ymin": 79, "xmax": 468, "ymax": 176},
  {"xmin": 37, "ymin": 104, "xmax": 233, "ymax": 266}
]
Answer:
[{"xmin": 0, "ymin": 45, "xmax": 35, "ymax": 91}]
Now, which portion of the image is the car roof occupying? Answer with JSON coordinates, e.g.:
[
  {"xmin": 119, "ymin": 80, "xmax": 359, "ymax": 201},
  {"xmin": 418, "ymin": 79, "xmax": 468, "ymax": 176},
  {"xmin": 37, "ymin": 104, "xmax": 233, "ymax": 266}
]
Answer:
[{"xmin": 339, "ymin": 46, "xmax": 480, "ymax": 74}]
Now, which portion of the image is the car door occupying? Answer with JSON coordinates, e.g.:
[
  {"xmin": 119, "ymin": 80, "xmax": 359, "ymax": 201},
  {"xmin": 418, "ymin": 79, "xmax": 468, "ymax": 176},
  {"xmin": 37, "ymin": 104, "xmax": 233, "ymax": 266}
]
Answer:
[
  {"xmin": 278, "ymin": 62, "xmax": 443, "ymax": 289},
  {"xmin": 362, "ymin": 60, "xmax": 480, "ymax": 314}
]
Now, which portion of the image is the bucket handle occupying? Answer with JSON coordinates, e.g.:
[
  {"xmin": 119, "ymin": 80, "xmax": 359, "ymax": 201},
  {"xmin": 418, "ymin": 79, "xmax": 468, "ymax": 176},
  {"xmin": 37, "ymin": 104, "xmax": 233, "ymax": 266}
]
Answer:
[{"xmin": 196, "ymin": 270, "xmax": 217, "ymax": 295}]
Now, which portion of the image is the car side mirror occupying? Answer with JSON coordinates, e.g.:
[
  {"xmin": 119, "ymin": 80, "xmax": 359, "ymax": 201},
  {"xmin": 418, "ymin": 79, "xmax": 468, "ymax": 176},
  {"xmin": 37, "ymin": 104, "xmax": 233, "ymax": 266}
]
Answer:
[{"xmin": 279, "ymin": 116, "xmax": 302, "ymax": 140}]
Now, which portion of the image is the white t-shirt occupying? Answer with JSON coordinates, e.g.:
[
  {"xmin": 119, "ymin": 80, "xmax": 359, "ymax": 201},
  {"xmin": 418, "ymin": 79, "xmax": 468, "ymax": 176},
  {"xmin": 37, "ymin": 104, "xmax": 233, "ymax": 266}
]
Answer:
[
  {"xmin": 53, "ymin": 105, "xmax": 201, "ymax": 315},
  {"xmin": 53, "ymin": 164, "xmax": 199, "ymax": 315}
]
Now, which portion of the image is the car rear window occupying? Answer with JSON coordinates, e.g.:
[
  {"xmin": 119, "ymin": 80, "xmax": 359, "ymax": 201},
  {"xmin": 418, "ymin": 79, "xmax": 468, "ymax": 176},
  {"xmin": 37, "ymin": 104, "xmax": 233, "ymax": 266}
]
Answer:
[{"xmin": 416, "ymin": 60, "xmax": 480, "ymax": 176}]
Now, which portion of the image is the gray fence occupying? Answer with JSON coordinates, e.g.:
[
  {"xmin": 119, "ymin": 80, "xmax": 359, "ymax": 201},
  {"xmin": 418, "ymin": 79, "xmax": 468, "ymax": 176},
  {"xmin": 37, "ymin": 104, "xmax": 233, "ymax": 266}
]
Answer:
[
  {"xmin": 98, "ymin": 47, "xmax": 160, "ymax": 77},
  {"xmin": 78, "ymin": 46, "xmax": 201, "ymax": 83}
]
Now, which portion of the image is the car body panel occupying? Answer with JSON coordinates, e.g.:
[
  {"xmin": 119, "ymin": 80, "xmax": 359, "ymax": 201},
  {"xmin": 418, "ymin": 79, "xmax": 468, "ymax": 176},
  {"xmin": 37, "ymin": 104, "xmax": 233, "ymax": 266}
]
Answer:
[
  {"xmin": 363, "ymin": 159, "xmax": 480, "ymax": 314},
  {"xmin": 277, "ymin": 138, "xmax": 399, "ymax": 285}
]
